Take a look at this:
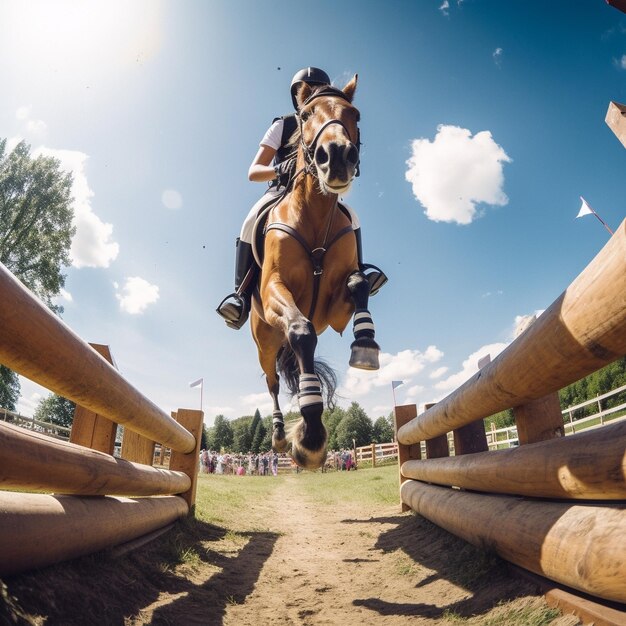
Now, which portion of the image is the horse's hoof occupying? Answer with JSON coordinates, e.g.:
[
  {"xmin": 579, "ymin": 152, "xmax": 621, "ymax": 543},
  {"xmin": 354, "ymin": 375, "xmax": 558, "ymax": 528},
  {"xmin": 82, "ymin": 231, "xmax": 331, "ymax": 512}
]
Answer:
[
  {"xmin": 272, "ymin": 427, "xmax": 288, "ymax": 453},
  {"xmin": 350, "ymin": 337, "xmax": 380, "ymax": 370}
]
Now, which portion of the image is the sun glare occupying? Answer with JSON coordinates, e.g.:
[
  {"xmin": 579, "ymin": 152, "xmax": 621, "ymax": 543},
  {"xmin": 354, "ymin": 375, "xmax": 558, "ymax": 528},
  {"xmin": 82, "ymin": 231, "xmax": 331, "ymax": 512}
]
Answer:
[{"xmin": 1, "ymin": 0, "xmax": 163, "ymax": 79}]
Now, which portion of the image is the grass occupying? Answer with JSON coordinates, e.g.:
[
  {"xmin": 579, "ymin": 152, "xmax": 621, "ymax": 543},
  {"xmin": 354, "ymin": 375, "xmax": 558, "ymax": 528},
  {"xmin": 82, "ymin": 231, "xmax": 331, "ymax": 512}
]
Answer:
[{"xmin": 290, "ymin": 464, "xmax": 399, "ymax": 506}]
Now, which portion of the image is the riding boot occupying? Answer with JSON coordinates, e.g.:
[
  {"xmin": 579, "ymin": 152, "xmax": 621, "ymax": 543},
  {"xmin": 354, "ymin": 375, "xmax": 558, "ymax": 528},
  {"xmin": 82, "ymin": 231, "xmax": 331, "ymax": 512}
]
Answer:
[
  {"xmin": 354, "ymin": 228, "xmax": 388, "ymax": 296},
  {"xmin": 216, "ymin": 238, "xmax": 257, "ymax": 329}
]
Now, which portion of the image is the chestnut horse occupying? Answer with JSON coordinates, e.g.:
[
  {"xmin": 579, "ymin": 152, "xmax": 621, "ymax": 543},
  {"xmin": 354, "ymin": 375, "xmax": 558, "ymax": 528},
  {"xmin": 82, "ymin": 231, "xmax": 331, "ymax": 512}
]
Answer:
[{"xmin": 250, "ymin": 75, "xmax": 380, "ymax": 470}]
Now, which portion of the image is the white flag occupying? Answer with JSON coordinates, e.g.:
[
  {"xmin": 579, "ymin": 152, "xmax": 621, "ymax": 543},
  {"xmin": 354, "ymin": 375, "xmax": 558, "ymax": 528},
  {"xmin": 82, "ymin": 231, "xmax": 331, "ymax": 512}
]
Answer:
[
  {"xmin": 391, "ymin": 380, "xmax": 404, "ymax": 390},
  {"xmin": 189, "ymin": 377, "xmax": 203, "ymax": 388},
  {"xmin": 576, "ymin": 197, "xmax": 594, "ymax": 218}
]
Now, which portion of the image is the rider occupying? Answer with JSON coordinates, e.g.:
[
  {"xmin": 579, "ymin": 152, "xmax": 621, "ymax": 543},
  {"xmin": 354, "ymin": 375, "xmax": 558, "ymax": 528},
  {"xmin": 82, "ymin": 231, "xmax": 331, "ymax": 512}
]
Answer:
[{"xmin": 216, "ymin": 67, "xmax": 387, "ymax": 330}]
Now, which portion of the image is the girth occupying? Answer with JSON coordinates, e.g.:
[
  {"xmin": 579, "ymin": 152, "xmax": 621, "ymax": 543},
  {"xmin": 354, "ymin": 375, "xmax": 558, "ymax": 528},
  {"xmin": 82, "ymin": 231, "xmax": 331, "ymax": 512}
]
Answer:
[{"xmin": 265, "ymin": 222, "xmax": 353, "ymax": 320}]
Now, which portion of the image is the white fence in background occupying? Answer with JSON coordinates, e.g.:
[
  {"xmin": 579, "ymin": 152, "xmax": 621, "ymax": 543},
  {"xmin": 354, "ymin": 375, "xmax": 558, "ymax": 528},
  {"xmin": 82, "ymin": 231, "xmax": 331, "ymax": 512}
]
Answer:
[
  {"xmin": 0, "ymin": 407, "xmax": 70, "ymax": 441},
  {"xmin": 487, "ymin": 383, "xmax": 626, "ymax": 449}
]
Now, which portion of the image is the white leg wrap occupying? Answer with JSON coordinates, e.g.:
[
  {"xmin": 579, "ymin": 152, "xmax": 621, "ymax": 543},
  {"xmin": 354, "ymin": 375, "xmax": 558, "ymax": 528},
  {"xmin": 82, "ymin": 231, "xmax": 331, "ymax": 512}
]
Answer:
[
  {"xmin": 298, "ymin": 374, "xmax": 323, "ymax": 408},
  {"xmin": 353, "ymin": 310, "xmax": 375, "ymax": 337}
]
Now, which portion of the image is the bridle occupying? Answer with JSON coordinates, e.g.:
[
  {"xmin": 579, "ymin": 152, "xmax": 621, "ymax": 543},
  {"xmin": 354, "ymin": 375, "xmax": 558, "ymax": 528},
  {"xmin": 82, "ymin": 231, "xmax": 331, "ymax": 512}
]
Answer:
[{"xmin": 297, "ymin": 87, "xmax": 361, "ymax": 180}]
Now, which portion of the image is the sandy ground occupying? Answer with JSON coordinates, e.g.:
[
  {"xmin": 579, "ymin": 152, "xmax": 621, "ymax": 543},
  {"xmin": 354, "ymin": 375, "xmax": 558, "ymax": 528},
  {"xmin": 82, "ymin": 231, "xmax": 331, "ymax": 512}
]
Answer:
[{"xmin": 130, "ymin": 476, "xmax": 576, "ymax": 626}]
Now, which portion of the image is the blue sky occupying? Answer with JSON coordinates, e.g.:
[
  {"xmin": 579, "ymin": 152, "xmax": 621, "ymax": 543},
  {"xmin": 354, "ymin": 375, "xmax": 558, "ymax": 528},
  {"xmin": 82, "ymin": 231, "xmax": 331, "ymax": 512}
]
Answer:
[{"xmin": 2, "ymin": 0, "xmax": 625, "ymax": 426}]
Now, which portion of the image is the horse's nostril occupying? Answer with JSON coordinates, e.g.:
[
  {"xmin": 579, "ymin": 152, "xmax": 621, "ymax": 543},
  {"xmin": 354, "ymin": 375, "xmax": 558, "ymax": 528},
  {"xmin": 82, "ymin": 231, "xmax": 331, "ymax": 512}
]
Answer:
[
  {"xmin": 315, "ymin": 146, "xmax": 329, "ymax": 166},
  {"xmin": 347, "ymin": 145, "xmax": 359, "ymax": 165}
]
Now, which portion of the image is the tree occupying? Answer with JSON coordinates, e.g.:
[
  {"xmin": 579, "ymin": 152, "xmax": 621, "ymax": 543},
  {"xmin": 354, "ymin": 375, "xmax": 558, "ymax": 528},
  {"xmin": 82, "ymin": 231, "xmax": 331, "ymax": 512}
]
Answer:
[
  {"xmin": 0, "ymin": 139, "xmax": 75, "ymax": 314},
  {"xmin": 232, "ymin": 419, "xmax": 252, "ymax": 453},
  {"xmin": 0, "ymin": 139, "xmax": 75, "ymax": 411},
  {"xmin": 211, "ymin": 414, "xmax": 234, "ymax": 452},
  {"xmin": 251, "ymin": 419, "xmax": 266, "ymax": 453},
  {"xmin": 0, "ymin": 366, "xmax": 19, "ymax": 411},
  {"xmin": 334, "ymin": 402, "xmax": 373, "ymax": 449},
  {"xmin": 372, "ymin": 414, "xmax": 394, "ymax": 443},
  {"xmin": 33, "ymin": 394, "xmax": 75, "ymax": 428},
  {"xmin": 323, "ymin": 406, "xmax": 346, "ymax": 450}
]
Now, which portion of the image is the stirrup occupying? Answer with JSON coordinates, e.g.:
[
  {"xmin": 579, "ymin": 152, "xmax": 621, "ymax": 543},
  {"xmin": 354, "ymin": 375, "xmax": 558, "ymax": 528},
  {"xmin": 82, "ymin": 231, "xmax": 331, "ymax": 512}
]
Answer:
[
  {"xmin": 360, "ymin": 263, "xmax": 388, "ymax": 297},
  {"xmin": 216, "ymin": 293, "xmax": 249, "ymax": 329}
]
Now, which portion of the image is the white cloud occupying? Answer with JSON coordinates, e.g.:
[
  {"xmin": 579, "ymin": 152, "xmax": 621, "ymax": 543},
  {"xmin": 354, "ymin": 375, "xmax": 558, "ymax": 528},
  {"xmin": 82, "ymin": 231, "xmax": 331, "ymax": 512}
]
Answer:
[
  {"xmin": 429, "ymin": 366, "xmax": 448, "ymax": 379},
  {"xmin": 33, "ymin": 147, "xmax": 119, "ymax": 268},
  {"xmin": 434, "ymin": 342, "xmax": 508, "ymax": 397},
  {"xmin": 405, "ymin": 125, "xmax": 512, "ymax": 225},
  {"xmin": 342, "ymin": 346, "xmax": 443, "ymax": 396},
  {"xmin": 161, "ymin": 189, "xmax": 183, "ymax": 210},
  {"xmin": 618, "ymin": 54, "xmax": 626, "ymax": 70},
  {"xmin": 115, "ymin": 276, "xmax": 159, "ymax": 314},
  {"xmin": 493, "ymin": 47, "xmax": 503, "ymax": 67},
  {"xmin": 439, "ymin": 0, "xmax": 450, "ymax": 15}
]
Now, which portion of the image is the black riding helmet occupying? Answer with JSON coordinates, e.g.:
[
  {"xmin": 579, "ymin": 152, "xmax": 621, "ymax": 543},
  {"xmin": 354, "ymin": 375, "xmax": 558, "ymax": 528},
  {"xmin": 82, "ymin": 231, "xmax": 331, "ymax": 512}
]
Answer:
[{"xmin": 290, "ymin": 67, "xmax": 330, "ymax": 110}]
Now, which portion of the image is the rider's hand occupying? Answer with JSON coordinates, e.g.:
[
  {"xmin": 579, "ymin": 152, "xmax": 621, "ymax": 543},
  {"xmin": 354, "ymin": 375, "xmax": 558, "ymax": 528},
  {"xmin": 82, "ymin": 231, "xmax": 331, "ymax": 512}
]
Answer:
[{"xmin": 273, "ymin": 157, "xmax": 296, "ymax": 187}]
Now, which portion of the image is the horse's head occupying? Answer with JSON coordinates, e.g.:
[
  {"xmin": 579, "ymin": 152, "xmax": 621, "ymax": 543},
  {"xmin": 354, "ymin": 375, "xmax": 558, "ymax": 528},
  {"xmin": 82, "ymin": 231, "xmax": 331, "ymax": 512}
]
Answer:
[{"xmin": 295, "ymin": 75, "xmax": 360, "ymax": 196}]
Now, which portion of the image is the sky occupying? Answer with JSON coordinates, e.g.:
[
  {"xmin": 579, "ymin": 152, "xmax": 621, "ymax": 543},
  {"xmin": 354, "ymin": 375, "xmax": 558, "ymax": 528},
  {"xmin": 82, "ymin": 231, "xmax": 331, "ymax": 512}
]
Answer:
[{"xmin": 1, "ymin": 0, "xmax": 625, "ymax": 427}]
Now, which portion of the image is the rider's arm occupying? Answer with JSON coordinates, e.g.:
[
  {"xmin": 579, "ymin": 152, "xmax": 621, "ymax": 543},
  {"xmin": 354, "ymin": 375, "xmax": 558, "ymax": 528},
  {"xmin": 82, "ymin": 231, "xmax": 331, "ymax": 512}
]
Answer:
[{"xmin": 248, "ymin": 144, "xmax": 278, "ymax": 182}]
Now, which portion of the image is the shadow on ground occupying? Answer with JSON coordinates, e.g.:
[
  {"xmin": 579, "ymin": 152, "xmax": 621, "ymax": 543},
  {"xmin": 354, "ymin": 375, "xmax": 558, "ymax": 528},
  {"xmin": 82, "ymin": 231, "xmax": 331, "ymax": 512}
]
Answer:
[
  {"xmin": 344, "ymin": 512, "xmax": 542, "ymax": 621},
  {"xmin": 1, "ymin": 516, "xmax": 279, "ymax": 626}
]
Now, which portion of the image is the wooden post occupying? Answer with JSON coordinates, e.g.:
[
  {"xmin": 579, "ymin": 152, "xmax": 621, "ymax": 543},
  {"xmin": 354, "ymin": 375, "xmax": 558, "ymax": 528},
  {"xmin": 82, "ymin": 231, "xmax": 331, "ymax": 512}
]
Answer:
[
  {"xmin": 513, "ymin": 393, "xmax": 565, "ymax": 445},
  {"xmin": 371, "ymin": 443, "xmax": 377, "ymax": 467},
  {"xmin": 70, "ymin": 344, "xmax": 118, "ymax": 455},
  {"xmin": 606, "ymin": 101, "xmax": 626, "ymax": 149},
  {"xmin": 169, "ymin": 409, "xmax": 203, "ymax": 510},
  {"xmin": 453, "ymin": 359, "xmax": 489, "ymax": 455},
  {"xmin": 424, "ymin": 403, "xmax": 449, "ymax": 459},
  {"xmin": 394, "ymin": 404, "xmax": 421, "ymax": 512},
  {"xmin": 121, "ymin": 429, "xmax": 156, "ymax": 466}
]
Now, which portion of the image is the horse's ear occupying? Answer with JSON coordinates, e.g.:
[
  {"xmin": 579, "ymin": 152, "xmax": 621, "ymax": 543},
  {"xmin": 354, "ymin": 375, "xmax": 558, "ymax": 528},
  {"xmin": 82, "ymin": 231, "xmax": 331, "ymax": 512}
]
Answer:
[
  {"xmin": 342, "ymin": 74, "xmax": 358, "ymax": 103},
  {"xmin": 296, "ymin": 83, "xmax": 313, "ymax": 109}
]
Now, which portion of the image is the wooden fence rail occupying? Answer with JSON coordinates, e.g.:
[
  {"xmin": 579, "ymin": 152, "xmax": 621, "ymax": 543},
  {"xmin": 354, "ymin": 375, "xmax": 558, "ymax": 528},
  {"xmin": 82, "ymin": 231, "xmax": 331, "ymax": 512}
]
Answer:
[
  {"xmin": 395, "ymin": 219, "xmax": 626, "ymax": 606},
  {"xmin": 0, "ymin": 261, "xmax": 203, "ymax": 577}
]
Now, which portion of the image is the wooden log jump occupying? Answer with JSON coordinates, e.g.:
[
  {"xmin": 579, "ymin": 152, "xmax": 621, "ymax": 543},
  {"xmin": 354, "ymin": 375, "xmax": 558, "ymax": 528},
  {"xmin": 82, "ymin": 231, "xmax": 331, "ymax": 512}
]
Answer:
[
  {"xmin": 0, "ymin": 422, "xmax": 191, "ymax": 496},
  {"xmin": 401, "ymin": 420, "xmax": 626, "ymax": 500},
  {"xmin": 0, "ymin": 492, "xmax": 188, "ymax": 577},
  {"xmin": 0, "ymin": 263, "xmax": 195, "ymax": 453},
  {"xmin": 397, "ymin": 219, "xmax": 626, "ymax": 445},
  {"xmin": 396, "ymin": 220, "xmax": 626, "ymax": 608},
  {"xmin": 401, "ymin": 481, "xmax": 626, "ymax": 604},
  {"xmin": 0, "ymin": 259, "xmax": 204, "ymax": 575}
]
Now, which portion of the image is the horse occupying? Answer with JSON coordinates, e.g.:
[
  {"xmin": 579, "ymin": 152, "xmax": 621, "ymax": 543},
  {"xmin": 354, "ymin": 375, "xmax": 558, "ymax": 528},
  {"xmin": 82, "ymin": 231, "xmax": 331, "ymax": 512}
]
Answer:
[{"xmin": 250, "ymin": 74, "xmax": 380, "ymax": 470}]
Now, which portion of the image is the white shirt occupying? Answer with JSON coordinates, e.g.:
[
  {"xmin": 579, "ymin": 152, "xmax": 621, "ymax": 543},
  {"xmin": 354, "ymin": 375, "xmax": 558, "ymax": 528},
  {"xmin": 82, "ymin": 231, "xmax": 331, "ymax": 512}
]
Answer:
[{"xmin": 260, "ymin": 119, "xmax": 284, "ymax": 151}]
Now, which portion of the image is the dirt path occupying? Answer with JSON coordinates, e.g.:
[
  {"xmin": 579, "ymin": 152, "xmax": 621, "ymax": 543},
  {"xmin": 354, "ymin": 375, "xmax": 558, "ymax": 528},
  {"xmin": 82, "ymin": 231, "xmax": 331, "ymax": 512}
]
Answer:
[{"xmin": 218, "ymin": 477, "xmax": 570, "ymax": 626}]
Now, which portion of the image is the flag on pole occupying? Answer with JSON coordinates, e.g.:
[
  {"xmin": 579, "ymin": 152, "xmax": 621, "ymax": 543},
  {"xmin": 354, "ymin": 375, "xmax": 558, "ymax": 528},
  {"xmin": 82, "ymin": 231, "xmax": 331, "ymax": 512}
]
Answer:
[
  {"xmin": 576, "ymin": 197, "xmax": 594, "ymax": 218},
  {"xmin": 189, "ymin": 377, "xmax": 203, "ymax": 389},
  {"xmin": 392, "ymin": 380, "xmax": 404, "ymax": 390},
  {"xmin": 576, "ymin": 197, "xmax": 614, "ymax": 235}
]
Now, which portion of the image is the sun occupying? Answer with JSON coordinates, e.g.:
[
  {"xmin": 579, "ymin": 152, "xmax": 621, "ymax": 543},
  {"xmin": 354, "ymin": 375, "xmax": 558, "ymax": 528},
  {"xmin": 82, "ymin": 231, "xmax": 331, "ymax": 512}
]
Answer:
[{"xmin": 1, "ymin": 0, "xmax": 163, "ymax": 79}]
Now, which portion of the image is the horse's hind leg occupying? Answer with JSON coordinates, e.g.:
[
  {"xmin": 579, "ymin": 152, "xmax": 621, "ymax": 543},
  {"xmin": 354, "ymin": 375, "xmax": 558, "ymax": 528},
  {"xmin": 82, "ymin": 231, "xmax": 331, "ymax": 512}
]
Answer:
[
  {"xmin": 347, "ymin": 271, "xmax": 380, "ymax": 370},
  {"xmin": 252, "ymin": 317, "xmax": 288, "ymax": 452},
  {"xmin": 268, "ymin": 377, "xmax": 288, "ymax": 453}
]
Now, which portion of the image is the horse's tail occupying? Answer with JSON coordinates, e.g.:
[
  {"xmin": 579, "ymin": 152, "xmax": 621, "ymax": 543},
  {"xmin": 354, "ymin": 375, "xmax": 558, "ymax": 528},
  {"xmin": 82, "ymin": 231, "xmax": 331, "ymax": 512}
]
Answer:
[{"xmin": 276, "ymin": 345, "xmax": 337, "ymax": 409}]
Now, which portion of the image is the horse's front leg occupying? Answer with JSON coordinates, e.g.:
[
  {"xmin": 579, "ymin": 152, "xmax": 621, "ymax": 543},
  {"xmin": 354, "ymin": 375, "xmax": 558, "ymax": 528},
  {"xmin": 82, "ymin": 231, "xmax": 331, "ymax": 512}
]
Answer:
[
  {"xmin": 265, "ymin": 280, "xmax": 327, "ymax": 470},
  {"xmin": 347, "ymin": 271, "xmax": 380, "ymax": 370}
]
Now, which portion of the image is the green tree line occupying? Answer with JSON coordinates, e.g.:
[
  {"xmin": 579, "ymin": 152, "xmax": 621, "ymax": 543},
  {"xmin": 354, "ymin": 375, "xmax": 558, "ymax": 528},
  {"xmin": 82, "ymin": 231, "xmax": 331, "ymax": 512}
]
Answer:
[{"xmin": 204, "ymin": 402, "xmax": 395, "ymax": 454}]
